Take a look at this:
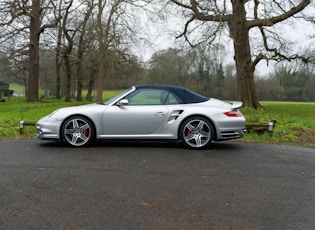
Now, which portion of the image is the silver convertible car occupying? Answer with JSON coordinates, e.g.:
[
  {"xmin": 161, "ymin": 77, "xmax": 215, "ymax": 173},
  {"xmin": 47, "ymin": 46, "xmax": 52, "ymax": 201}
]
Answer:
[{"xmin": 36, "ymin": 84, "xmax": 246, "ymax": 149}]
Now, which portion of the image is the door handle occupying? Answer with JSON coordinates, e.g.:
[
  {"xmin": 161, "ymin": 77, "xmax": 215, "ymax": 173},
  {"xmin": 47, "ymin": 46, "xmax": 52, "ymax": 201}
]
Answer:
[{"xmin": 155, "ymin": 112, "xmax": 166, "ymax": 116}]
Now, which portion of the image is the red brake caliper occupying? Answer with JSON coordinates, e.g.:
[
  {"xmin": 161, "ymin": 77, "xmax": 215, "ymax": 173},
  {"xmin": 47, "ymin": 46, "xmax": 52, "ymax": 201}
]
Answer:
[
  {"xmin": 83, "ymin": 129, "xmax": 89, "ymax": 137},
  {"xmin": 185, "ymin": 129, "xmax": 191, "ymax": 137}
]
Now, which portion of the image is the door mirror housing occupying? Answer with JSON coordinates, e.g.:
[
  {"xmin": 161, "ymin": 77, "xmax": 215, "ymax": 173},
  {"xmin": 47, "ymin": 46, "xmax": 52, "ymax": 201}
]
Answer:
[{"xmin": 117, "ymin": 99, "xmax": 129, "ymax": 106}]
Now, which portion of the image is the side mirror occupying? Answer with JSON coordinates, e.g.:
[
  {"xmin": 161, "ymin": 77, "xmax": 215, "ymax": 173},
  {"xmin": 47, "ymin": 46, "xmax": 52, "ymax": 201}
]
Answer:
[{"xmin": 117, "ymin": 99, "xmax": 129, "ymax": 106}]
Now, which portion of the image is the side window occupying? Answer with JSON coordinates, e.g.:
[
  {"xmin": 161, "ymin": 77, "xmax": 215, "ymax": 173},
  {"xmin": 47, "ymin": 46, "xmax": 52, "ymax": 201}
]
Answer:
[
  {"xmin": 165, "ymin": 92, "xmax": 181, "ymax": 105},
  {"xmin": 125, "ymin": 89, "xmax": 167, "ymax": 105}
]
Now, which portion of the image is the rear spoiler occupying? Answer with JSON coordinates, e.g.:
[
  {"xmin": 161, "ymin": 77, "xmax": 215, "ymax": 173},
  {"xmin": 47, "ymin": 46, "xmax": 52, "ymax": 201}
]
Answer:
[{"xmin": 229, "ymin": 102, "xmax": 243, "ymax": 109}]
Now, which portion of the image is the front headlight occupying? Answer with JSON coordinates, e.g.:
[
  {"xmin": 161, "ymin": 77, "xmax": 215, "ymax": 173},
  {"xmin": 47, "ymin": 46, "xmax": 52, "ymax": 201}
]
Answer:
[
  {"xmin": 47, "ymin": 109, "xmax": 65, "ymax": 122},
  {"xmin": 48, "ymin": 109, "xmax": 60, "ymax": 118}
]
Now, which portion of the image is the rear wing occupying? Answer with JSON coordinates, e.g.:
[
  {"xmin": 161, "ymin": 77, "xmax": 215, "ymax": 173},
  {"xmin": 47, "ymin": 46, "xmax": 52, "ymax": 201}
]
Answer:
[{"xmin": 229, "ymin": 102, "xmax": 243, "ymax": 110}]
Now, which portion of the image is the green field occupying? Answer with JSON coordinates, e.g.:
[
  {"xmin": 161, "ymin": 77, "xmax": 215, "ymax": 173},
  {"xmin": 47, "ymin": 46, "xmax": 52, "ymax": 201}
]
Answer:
[
  {"xmin": 9, "ymin": 83, "xmax": 27, "ymax": 95},
  {"xmin": 240, "ymin": 102, "xmax": 315, "ymax": 147},
  {"xmin": 0, "ymin": 92, "xmax": 314, "ymax": 148}
]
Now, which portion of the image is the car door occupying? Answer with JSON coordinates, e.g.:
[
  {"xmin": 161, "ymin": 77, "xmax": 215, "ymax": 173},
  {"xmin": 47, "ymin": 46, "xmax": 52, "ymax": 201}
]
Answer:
[{"xmin": 102, "ymin": 89, "xmax": 169, "ymax": 136}]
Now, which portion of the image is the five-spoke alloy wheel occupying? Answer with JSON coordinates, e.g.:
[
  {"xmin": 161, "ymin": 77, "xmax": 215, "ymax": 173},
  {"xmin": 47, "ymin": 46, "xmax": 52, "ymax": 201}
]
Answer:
[
  {"xmin": 61, "ymin": 116, "xmax": 95, "ymax": 147},
  {"xmin": 179, "ymin": 116, "xmax": 214, "ymax": 149}
]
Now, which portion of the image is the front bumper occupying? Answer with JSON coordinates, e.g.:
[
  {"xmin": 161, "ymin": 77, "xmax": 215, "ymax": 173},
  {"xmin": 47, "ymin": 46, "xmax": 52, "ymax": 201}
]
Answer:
[{"xmin": 36, "ymin": 117, "xmax": 62, "ymax": 141}]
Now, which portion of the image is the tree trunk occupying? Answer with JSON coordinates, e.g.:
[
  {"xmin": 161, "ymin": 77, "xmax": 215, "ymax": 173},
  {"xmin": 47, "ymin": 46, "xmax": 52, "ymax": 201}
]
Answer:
[
  {"xmin": 96, "ymin": 55, "xmax": 105, "ymax": 102},
  {"xmin": 62, "ymin": 0, "xmax": 75, "ymax": 102},
  {"xmin": 55, "ymin": 2, "xmax": 62, "ymax": 99},
  {"xmin": 76, "ymin": 2, "xmax": 94, "ymax": 102},
  {"xmin": 86, "ymin": 76, "xmax": 95, "ymax": 101},
  {"xmin": 95, "ymin": 0, "xmax": 117, "ymax": 102},
  {"xmin": 86, "ymin": 59, "xmax": 97, "ymax": 101},
  {"xmin": 64, "ymin": 55, "xmax": 72, "ymax": 102},
  {"xmin": 76, "ymin": 63, "xmax": 83, "ymax": 102},
  {"xmin": 230, "ymin": 1, "xmax": 261, "ymax": 108},
  {"xmin": 27, "ymin": 0, "xmax": 41, "ymax": 102},
  {"xmin": 55, "ymin": 47, "xmax": 61, "ymax": 99}
]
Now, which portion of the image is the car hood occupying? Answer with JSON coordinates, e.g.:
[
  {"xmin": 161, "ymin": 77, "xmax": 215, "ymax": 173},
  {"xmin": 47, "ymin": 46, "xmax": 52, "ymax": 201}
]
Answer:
[
  {"xmin": 49, "ymin": 103, "xmax": 106, "ymax": 118},
  {"xmin": 60, "ymin": 103, "xmax": 104, "ymax": 111}
]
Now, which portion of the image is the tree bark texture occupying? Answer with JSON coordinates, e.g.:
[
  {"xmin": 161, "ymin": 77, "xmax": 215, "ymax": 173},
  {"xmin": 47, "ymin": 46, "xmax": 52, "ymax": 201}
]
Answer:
[
  {"xmin": 229, "ymin": 1, "xmax": 260, "ymax": 108},
  {"xmin": 77, "ymin": 2, "xmax": 94, "ymax": 102},
  {"xmin": 27, "ymin": 0, "xmax": 41, "ymax": 102},
  {"xmin": 96, "ymin": 55, "xmax": 105, "ymax": 102},
  {"xmin": 55, "ymin": 2, "xmax": 63, "ymax": 100},
  {"xmin": 64, "ymin": 55, "xmax": 72, "ymax": 102},
  {"xmin": 62, "ymin": 0, "xmax": 75, "ymax": 102},
  {"xmin": 95, "ymin": 0, "xmax": 120, "ymax": 102}
]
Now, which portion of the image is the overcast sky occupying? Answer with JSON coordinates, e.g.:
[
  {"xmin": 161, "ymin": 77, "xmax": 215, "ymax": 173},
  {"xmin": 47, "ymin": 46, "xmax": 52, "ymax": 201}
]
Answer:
[{"xmin": 133, "ymin": 2, "xmax": 314, "ymax": 77}]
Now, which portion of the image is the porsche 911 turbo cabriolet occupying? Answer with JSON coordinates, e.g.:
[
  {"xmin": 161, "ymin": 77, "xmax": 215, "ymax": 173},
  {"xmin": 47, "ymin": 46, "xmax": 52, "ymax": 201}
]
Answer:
[{"xmin": 36, "ymin": 84, "xmax": 246, "ymax": 149}]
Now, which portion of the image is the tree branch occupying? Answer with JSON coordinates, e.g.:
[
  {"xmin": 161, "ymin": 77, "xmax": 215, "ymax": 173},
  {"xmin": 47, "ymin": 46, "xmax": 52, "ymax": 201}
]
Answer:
[
  {"xmin": 247, "ymin": 0, "xmax": 311, "ymax": 28},
  {"xmin": 176, "ymin": 15, "xmax": 195, "ymax": 39},
  {"xmin": 170, "ymin": 0, "xmax": 231, "ymax": 22},
  {"xmin": 39, "ymin": 16, "xmax": 62, "ymax": 34},
  {"xmin": 254, "ymin": 25, "xmax": 312, "ymax": 65},
  {"xmin": 170, "ymin": 0, "xmax": 193, "ymax": 11}
]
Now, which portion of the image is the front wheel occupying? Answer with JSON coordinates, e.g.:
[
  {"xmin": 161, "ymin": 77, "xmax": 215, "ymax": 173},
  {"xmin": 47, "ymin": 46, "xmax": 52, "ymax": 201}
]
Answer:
[
  {"xmin": 61, "ymin": 116, "xmax": 95, "ymax": 147},
  {"xmin": 179, "ymin": 116, "xmax": 214, "ymax": 149}
]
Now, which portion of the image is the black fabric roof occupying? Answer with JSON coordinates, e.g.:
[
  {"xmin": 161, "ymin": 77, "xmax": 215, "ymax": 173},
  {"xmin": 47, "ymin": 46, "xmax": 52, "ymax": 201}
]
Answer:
[{"xmin": 135, "ymin": 84, "xmax": 209, "ymax": 104}]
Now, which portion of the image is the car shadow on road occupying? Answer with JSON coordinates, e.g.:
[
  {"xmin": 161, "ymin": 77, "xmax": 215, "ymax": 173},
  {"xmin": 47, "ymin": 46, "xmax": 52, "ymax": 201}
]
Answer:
[{"xmin": 38, "ymin": 139, "xmax": 243, "ymax": 151}]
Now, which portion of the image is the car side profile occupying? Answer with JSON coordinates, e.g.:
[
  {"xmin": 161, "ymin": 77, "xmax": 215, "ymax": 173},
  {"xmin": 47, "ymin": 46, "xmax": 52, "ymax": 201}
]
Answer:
[{"xmin": 36, "ymin": 84, "xmax": 246, "ymax": 149}]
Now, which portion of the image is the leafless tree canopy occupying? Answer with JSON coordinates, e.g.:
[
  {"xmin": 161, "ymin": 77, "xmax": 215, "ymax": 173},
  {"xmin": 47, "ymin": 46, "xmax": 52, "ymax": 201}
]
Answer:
[
  {"xmin": 0, "ymin": 0, "xmax": 314, "ymax": 106},
  {"xmin": 168, "ymin": 0, "xmax": 313, "ymax": 108}
]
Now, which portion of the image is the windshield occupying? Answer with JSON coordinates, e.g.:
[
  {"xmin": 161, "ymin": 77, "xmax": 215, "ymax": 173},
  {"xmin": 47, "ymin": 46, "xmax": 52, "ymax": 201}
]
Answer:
[{"xmin": 103, "ymin": 88, "xmax": 133, "ymax": 105}]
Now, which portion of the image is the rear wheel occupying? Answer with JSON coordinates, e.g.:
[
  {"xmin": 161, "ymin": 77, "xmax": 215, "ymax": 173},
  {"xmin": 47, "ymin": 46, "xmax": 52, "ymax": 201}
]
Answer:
[
  {"xmin": 179, "ymin": 116, "xmax": 214, "ymax": 149},
  {"xmin": 61, "ymin": 116, "xmax": 95, "ymax": 147}
]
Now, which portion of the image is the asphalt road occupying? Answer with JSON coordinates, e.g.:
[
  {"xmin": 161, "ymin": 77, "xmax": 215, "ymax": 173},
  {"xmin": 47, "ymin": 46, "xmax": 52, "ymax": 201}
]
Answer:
[{"xmin": 0, "ymin": 139, "xmax": 314, "ymax": 229}]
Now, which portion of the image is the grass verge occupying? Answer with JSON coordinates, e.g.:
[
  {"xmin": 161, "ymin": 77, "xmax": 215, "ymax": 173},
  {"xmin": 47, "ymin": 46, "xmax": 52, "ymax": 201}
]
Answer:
[
  {"xmin": 0, "ymin": 95, "xmax": 314, "ymax": 148},
  {"xmin": 240, "ymin": 102, "xmax": 315, "ymax": 148}
]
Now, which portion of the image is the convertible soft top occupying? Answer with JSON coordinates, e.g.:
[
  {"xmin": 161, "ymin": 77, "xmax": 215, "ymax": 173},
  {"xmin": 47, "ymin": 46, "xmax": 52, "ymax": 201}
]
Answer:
[{"xmin": 135, "ymin": 84, "xmax": 209, "ymax": 104}]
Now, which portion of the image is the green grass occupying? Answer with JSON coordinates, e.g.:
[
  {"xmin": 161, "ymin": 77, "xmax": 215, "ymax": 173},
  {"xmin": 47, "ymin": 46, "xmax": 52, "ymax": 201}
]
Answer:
[
  {"xmin": 9, "ymin": 83, "xmax": 27, "ymax": 94},
  {"xmin": 240, "ymin": 102, "xmax": 315, "ymax": 147},
  {"xmin": 0, "ymin": 94, "xmax": 314, "ymax": 148}
]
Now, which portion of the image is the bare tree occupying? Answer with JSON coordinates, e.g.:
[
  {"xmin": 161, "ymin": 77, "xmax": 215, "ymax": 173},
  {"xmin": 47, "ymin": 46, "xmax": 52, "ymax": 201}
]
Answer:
[
  {"xmin": 61, "ymin": 0, "xmax": 77, "ymax": 102},
  {"xmin": 0, "ymin": 0, "xmax": 60, "ymax": 102},
  {"xmin": 94, "ymin": 0, "xmax": 150, "ymax": 102},
  {"xmin": 148, "ymin": 48, "xmax": 190, "ymax": 85},
  {"xmin": 169, "ymin": 0, "xmax": 313, "ymax": 108},
  {"xmin": 55, "ymin": 0, "xmax": 63, "ymax": 99},
  {"xmin": 95, "ymin": 0, "xmax": 122, "ymax": 102},
  {"xmin": 75, "ymin": 0, "xmax": 95, "ymax": 101},
  {"xmin": 52, "ymin": 0, "xmax": 96, "ymax": 101}
]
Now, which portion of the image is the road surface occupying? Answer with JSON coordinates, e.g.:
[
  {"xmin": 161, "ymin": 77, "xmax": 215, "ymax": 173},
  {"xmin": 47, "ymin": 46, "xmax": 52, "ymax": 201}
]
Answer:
[{"xmin": 0, "ymin": 139, "xmax": 314, "ymax": 229}]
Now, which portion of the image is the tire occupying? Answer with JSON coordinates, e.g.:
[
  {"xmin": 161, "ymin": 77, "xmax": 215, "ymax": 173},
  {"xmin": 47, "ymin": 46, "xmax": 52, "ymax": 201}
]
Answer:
[
  {"xmin": 61, "ymin": 116, "xmax": 95, "ymax": 147},
  {"xmin": 179, "ymin": 116, "xmax": 214, "ymax": 149}
]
